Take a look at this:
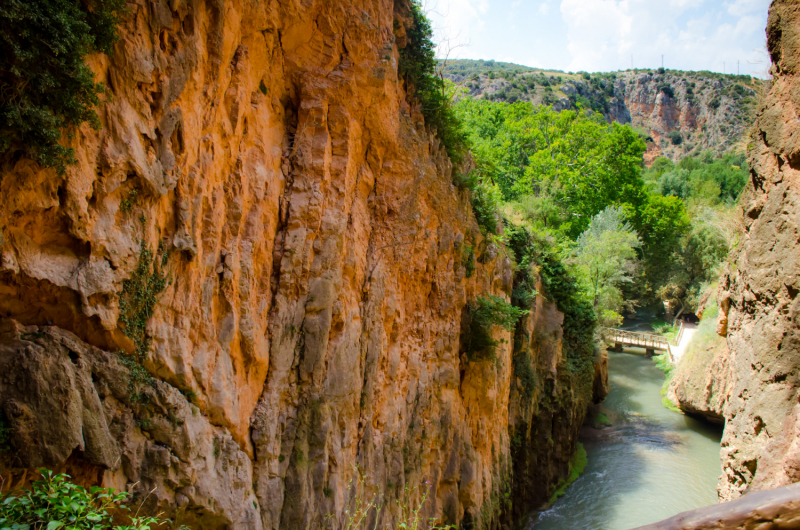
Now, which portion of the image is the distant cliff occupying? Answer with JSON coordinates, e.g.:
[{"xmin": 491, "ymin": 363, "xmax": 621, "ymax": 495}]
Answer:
[{"xmin": 444, "ymin": 61, "xmax": 760, "ymax": 164}]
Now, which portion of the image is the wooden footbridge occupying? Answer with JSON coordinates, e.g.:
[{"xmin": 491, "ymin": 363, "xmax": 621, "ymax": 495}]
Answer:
[{"xmin": 602, "ymin": 323, "xmax": 685, "ymax": 364}]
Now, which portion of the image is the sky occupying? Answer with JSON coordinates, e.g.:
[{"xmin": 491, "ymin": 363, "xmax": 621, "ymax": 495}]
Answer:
[{"xmin": 426, "ymin": 0, "xmax": 771, "ymax": 77}]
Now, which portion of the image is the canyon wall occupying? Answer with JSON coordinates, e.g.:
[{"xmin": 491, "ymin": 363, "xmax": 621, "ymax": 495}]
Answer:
[
  {"xmin": 671, "ymin": 0, "xmax": 800, "ymax": 503},
  {"xmin": 0, "ymin": 0, "xmax": 598, "ymax": 527},
  {"xmin": 448, "ymin": 68, "xmax": 756, "ymax": 164}
]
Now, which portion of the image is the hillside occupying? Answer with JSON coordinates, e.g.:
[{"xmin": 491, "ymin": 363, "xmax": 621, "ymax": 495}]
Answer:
[{"xmin": 443, "ymin": 59, "xmax": 762, "ymax": 164}]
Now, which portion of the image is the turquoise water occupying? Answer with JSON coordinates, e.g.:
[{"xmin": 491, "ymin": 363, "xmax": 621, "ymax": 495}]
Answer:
[{"xmin": 531, "ymin": 350, "xmax": 723, "ymax": 530}]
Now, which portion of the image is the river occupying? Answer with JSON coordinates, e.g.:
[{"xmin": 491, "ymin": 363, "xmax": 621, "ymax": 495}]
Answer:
[{"xmin": 530, "ymin": 348, "xmax": 723, "ymax": 530}]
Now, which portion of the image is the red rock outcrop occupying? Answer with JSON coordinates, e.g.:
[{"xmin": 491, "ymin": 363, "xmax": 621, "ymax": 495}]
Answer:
[{"xmin": 0, "ymin": 0, "xmax": 599, "ymax": 527}]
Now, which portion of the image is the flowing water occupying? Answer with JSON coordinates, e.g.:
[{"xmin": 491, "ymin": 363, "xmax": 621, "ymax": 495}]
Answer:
[{"xmin": 531, "ymin": 346, "xmax": 723, "ymax": 530}]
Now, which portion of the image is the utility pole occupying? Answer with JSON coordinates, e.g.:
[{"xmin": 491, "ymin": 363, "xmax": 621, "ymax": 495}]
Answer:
[
  {"xmin": 724, "ymin": 62, "xmax": 726, "ymax": 74},
  {"xmin": 662, "ymin": 55, "xmax": 664, "ymax": 69},
  {"xmin": 738, "ymin": 60, "xmax": 740, "ymax": 75},
  {"xmin": 631, "ymin": 54, "xmax": 633, "ymax": 69}
]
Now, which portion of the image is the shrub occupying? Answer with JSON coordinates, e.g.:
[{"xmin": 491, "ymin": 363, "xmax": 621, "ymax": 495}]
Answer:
[
  {"xmin": 462, "ymin": 244, "xmax": 475, "ymax": 278},
  {"xmin": 399, "ymin": 1, "xmax": 467, "ymax": 163},
  {"xmin": 455, "ymin": 170, "xmax": 502, "ymax": 235},
  {"xmin": 0, "ymin": 469, "xmax": 181, "ymax": 530},
  {"xmin": 709, "ymin": 97, "xmax": 721, "ymax": 110},
  {"xmin": 0, "ymin": 0, "xmax": 126, "ymax": 174},
  {"xmin": 117, "ymin": 241, "xmax": 169, "ymax": 401},
  {"xmin": 657, "ymin": 83, "xmax": 675, "ymax": 99},
  {"xmin": 462, "ymin": 295, "xmax": 528, "ymax": 361},
  {"xmin": 668, "ymin": 130, "xmax": 683, "ymax": 145}
]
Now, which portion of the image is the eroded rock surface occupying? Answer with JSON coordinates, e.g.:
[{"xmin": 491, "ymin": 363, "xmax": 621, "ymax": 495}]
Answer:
[
  {"xmin": 0, "ymin": 0, "xmax": 598, "ymax": 527},
  {"xmin": 708, "ymin": 0, "xmax": 800, "ymax": 502},
  {"xmin": 668, "ymin": 293, "xmax": 732, "ymax": 424}
]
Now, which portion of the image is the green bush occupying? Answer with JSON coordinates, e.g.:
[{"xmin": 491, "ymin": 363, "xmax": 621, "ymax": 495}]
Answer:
[
  {"xmin": 117, "ymin": 242, "xmax": 169, "ymax": 401},
  {"xmin": 548, "ymin": 443, "xmax": 588, "ymax": 503},
  {"xmin": 0, "ymin": 470, "xmax": 181, "ymax": 530},
  {"xmin": 0, "ymin": 0, "xmax": 126, "ymax": 174},
  {"xmin": 399, "ymin": 1, "xmax": 467, "ymax": 163},
  {"xmin": 668, "ymin": 130, "xmax": 683, "ymax": 145},
  {"xmin": 658, "ymin": 83, "xmax": 675, "ymax": 99},
  {"xmin": 462, "ymin": 295, "xmax": 528, "ymax": 361},
  {"xmin": 539, "ymin": 251, "xmax": 597, "ymax": 375},
  {"xmin": 462, "ymin": 244, "xmax": 476, "ymax": 278},
  {"xmin": 454, "ymin": 170, "xmax": 502, "ymax": 235}
]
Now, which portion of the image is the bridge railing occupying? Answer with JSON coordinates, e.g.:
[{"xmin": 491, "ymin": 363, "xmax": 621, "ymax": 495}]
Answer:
[
  {"xmin": 601, "ymin": 327, "xmax": 676, "ymax": 363},
  {"xmin": 674, "ymin": 320, "xmax": 685, "ymax": 347},
  {"xmin": 602, "ymin": 328, "xmax": 671, "ymax": 348}
]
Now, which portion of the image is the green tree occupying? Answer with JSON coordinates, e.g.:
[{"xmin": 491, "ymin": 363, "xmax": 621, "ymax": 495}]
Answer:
[
  {"xmin": 574, "ymin": 207, "xmax": 641, "ymax": 324},
  {"xmin": 0, "ymin": 0, "xmax": 127, "ymax": 174},
  {"xmin": 626, "ymin": 194, "xmax": 690, "ymax": 297},
  {"xmin": 454, "ymin": 99, "xmax": 648, "ymax": 237}
]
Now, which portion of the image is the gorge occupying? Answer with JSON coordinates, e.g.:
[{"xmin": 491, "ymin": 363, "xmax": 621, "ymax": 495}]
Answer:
[{"xmin": 1, "ymin": 0, "xmax": 800, "ymax": 529}]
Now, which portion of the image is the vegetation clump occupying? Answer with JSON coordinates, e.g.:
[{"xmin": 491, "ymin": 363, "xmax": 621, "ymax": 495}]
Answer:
[
  {"xmin": 462, "ymin": 295, "xmax": 528, "ymax": 361},
  {"xmin": 399, "ymin": 1, "xmax": 467, "ymax": 163},
  {"xmin": 117, "ymin": 241, "xmax": 169, "ymax": 401},
  {"xmin": 548, "ymin": 443, "xmax": 588, "ymax": 504},
  {"xmin": 0, "ymin": 0, "xmax": 126, "ymax": 174},
  {"xmin": 0, "ymin": 470, "xmax": 181, "ymax": 530}
]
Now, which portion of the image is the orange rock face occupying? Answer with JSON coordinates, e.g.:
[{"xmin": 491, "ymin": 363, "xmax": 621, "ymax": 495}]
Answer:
[
  {"xmin": 703, "ymin": 0, "xmax": 800, "ymax": 503},
  {"xmin": 0, "ymin": 0, "xmax": 599, "ymax": 527}
]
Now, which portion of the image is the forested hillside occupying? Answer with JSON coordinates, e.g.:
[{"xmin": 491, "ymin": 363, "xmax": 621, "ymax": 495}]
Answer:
[
  {"xmin": 443, "ymin": 59, "xmax": 761, "ymax": 164},
  {"xmin": 453, "ymin": 99, "xmax": 748, "ymax": 328}
]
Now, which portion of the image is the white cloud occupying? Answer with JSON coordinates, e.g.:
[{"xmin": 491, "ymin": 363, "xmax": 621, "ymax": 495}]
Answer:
[
  {"xmin": 539, "ymin": 1, "xmax": 550, "ymax": 16},
  {"xmin": 426, "ymin": 0, "xmax": 489, "ymax": 55},
  {"xmin": 726, "ymin": 0, "xmax": 765, "ymax": 17},
  {"xmin": 560, "ymin": 0, "xmax": 769, "ymax": 75}
]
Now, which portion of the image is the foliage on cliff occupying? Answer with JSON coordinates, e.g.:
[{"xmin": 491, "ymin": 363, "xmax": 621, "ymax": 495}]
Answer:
[
  {"xmin": 399, "ymin": 1, "xmax": 466, "ymax": 163},
  {"xmin": 0, "ymin": 470, "xmax": 178, "ymax": 530},
  {"xmin": 0, "ymin": 0, "xmax": 126, "ymax": 174},
  {"xmin": 462, "ymin": 295, "xmax": 528, "ymax": 361}
]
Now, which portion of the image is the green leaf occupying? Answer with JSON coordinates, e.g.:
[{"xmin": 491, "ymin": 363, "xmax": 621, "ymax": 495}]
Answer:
[{"xmin": 46, "ymin": 522, "xmax": 64, "ymax": 530}]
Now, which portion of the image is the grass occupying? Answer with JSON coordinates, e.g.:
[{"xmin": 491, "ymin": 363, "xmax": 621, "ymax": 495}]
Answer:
[
  {"xmin": 595, "ymin": 413, "xmax": 612, "ymax": 427},
  {"xmin": 653, "ymin": 353, "xmax": 683, "ymax": 413},
  {"xmin": 548, "ymin": 443, "xmax": 588, "ymax": 504},
  {"xmin": 651, "ymin": 319, "xmax": 679, "ymax": 341}
]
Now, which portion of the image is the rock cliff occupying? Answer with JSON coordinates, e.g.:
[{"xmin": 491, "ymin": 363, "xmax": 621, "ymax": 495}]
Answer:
[
  {"xmin": 667, "ymin": 290, "xmax": 732, "ymax": 424},
  {"xmin": 445, "ymin": 64, "xmax": 758, "ymax": 164},
  {"xmin": 0, "ymin": 0, "xmax": 599, "ymax": 527},
  {"xmin": 671, "ymin": 0, "xmax": 800, "ymax": 503}
]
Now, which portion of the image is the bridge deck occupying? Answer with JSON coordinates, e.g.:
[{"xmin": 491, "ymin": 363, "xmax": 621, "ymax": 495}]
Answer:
[{"xmin": 603, "ymin": 326, "xmax": 681, "ymax": 363}]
